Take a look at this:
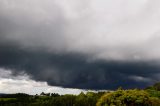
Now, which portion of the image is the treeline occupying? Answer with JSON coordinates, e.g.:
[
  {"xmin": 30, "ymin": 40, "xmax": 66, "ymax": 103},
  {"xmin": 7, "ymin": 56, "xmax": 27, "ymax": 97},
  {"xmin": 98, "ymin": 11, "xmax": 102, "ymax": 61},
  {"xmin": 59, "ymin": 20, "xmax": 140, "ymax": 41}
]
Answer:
[
  {"xmin": 0, "ymin": 92, "xmax": 105, "ymax": 106},
  {"xmin": 0, "ymin": 83, "xmax": 160, "ymax": 106}
]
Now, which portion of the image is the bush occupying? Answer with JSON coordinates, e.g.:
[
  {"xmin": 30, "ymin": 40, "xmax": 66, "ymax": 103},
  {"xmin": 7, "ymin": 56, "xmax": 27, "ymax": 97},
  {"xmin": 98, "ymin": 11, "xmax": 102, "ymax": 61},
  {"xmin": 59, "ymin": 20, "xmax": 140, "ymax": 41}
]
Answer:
[{"xmin": 96, "ymin": 89, "xmax": 160, "ymax": 106}]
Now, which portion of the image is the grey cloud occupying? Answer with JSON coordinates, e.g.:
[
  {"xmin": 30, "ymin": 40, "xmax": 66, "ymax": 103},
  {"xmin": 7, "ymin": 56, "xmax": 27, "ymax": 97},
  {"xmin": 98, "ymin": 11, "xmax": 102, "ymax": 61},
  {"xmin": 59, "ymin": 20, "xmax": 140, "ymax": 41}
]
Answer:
[
  {"xmin": 0, "ymin": 45, "xmax": 159, "ymax": 89},
  {"xmin": 0, "ymin": 0, "xmax": 160, "ymax": 90},
  {"xmin": 1, "ymin": 0, "xmax": 160, "ymax": 61}
]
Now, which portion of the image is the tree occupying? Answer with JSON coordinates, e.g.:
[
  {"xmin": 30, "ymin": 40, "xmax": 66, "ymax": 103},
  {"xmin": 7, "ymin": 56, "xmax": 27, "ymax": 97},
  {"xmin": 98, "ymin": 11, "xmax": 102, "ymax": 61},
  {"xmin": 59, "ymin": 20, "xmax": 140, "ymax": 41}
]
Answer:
[
  {"xmin": 153, "ymin": 82, "xmax": 160, "ymax": 91},
  {"xmin": 96, "ymin": 89, "xmax": 160, "ymax": 106},
  {"xmin": 40, "ymin": 92, "xmax": 45, "ymax": 96}
]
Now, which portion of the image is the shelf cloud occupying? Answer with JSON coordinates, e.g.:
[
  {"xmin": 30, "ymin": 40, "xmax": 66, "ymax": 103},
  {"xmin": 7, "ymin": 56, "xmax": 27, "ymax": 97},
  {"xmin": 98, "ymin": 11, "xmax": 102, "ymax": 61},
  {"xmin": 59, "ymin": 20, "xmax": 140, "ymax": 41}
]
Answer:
[{"xmin": 0, "ymin": 0, "xmax": 160, "ymax": 90}]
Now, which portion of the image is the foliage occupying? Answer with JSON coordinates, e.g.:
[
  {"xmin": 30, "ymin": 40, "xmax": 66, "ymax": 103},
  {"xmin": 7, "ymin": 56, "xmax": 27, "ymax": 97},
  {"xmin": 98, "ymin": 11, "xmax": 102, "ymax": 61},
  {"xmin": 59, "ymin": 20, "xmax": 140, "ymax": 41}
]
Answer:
[
  {"xmin": 145, "ymin": 82, "xmax": 160, "ymax": 91},
  {"xmin": 1, "ymin": 83, "xmax": 160, "ymax": 106},
  {"xmin": 146, "ymin": 89, "xmax": 160, "ymax": 98},
  {"xmin": 0, "ymin": 91, "xmax": 105, "ymax": 106},
  {"xmin": 96, "ymin": 89, "xmax": 160, "ymax": 106},
  {"xmin": 153, "ymin": 82, "xmax": 160, "ymax": 91}
]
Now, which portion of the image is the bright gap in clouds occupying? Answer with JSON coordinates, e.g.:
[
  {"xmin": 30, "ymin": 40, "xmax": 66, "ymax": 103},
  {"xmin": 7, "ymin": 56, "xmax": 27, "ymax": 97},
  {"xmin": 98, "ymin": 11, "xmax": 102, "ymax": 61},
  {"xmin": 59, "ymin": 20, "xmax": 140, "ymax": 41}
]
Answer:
[{"xmin": 0, "ymin": 68, "xmax": 86, "ymax": 95}]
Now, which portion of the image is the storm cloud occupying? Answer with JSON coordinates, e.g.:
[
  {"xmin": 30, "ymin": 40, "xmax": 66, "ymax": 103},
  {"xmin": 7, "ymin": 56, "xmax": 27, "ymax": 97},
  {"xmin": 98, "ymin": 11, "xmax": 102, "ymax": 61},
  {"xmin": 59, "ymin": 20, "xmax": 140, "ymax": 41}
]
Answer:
[
  {"xmin": 0, "ymin": 44, "xmax": 159, "ymax": 89},
  {"xmin": 0, "ymin": 0, "xmax": 160, "ymax": 90}
]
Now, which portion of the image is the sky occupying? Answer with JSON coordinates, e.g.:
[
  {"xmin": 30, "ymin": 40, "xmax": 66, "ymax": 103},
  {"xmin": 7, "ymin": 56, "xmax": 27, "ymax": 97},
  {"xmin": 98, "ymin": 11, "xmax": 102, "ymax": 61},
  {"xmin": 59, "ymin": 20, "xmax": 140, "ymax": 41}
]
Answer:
[
  {"xmin": 0, "ymin": 0, "xmax": 160, "ymax": 94},
  {"xmin": 0, "ymin": 68, "xmax": 87, "ymax": 95}
]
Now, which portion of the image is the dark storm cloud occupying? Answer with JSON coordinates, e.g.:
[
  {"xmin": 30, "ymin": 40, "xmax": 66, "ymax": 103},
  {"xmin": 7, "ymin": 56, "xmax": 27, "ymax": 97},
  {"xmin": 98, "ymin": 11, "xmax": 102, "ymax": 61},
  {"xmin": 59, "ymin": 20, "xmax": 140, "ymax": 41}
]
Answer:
[
  {"xmin": 0, "ymin": 44, "xmax": 159, "ymax": 89},
  {"xmin": 1, "ymin": 0, "xmax": 160, "ymax": 90}
]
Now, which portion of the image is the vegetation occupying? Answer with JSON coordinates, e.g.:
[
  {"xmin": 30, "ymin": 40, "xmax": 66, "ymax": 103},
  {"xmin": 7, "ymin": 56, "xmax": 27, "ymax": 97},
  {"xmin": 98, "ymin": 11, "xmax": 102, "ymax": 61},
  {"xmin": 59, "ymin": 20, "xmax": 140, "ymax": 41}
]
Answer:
[
  {"xmin": 0, "ymin": 83, "xmax": 160, "ymax": 106},
  {"xmin": 97, "ymin": 89, "xmax": 160, "ymax": 106},
  {"xmin": 0, "ymin": 92, "xmax": 105, "ymax": 106},
  {"xmin": 97, "ymin": 83, "xmax": 160, "ymax": 106}
]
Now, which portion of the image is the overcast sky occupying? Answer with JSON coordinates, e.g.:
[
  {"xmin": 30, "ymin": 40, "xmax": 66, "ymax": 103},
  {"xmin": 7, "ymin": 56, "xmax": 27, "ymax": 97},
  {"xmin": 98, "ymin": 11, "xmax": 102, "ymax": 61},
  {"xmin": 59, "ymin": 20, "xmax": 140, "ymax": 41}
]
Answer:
[
  {"xmin": 0, "ymin": 0, "xmax": 160, "ymax": 94},
  {"xmin": 0, "ymin": 68, "xmax": 87, "ymax": 95}
]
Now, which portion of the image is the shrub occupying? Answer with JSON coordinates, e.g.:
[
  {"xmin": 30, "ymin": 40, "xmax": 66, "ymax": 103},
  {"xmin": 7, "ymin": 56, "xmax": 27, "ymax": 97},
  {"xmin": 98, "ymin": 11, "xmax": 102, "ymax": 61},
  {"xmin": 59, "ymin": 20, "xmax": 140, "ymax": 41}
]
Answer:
[{"xmin": 96, "ymin": 89, "xmax": 160, "ymax": 106}]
